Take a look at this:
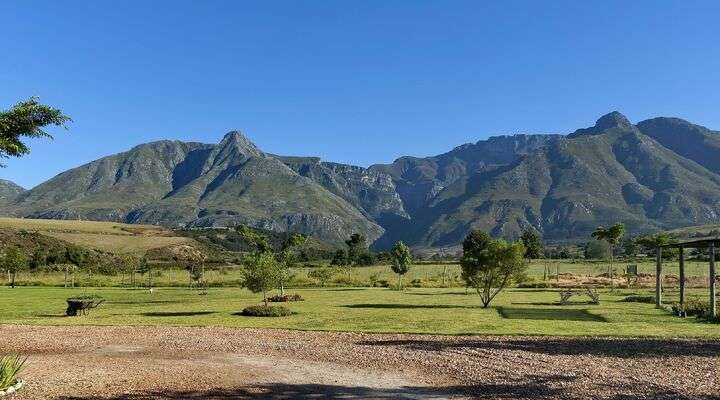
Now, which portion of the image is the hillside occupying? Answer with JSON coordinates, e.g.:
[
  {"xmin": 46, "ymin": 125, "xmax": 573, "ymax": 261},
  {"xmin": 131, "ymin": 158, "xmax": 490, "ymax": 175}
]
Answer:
[
  {"xmin": 5, "ymin": 112, "xmax": 720, "ymax": 248},
  {"xmin": 0, "ymin": 217, "xmax": 195, "ymax": 256},
  {"xmin": 6, "ymin": 133, "xmax": 383, "ymax": 245}
]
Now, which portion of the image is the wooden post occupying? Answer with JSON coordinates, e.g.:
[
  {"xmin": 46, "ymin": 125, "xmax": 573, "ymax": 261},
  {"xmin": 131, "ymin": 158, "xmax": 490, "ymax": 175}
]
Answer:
[
  {"xmin": 655, "ymin": 246, "xmax": 662, "ymax": 307},
  {"xmin": 679, "ymin": 246, "xmax": 685, "ymax": 307},
  {"xmin": 710, "ymin": 243, "xmax": 717, "ymax": 319}
]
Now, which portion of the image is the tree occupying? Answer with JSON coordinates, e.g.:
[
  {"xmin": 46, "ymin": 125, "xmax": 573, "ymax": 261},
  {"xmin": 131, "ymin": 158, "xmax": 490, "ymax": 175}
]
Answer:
[
  {"xmin": 520, "ymin": 229, "xmax": 544, "ymax": 260},
  {"xmin": 591, "ymin": 223, "xmax": 625, "ymax": 281},
  {"xmin": 276, "ymin": 233, "xmax": 307, "ymax": 295},
  {"xmin": 29, "ymin": 248, "xmax": 48, "ymax": 270},
  {"xmin": 635, "ymin": 233, "xmax": 676, "ymax": 251},
  {"xmin": 344, "ymin": 233, "xmax": 368, "ymax": 265},
  {"xmin": 460, "ymin": 230, "xmax": 526, "ymax": 308},
  {"xmin": 330, "ymin": 249, "xmax": 348, "ymax": 266},
  {"xmin": 584, "ymin": 240, "xmax": 612, "ymax": 259},
  {"xmin": 235, "ymin": 224, "xmax": 271, "ymax": 253},
  {"xmin": 1, "ymin": 247, "xmax": 28, "ymax": 288},
  {"xmin": 390, "ymin": 241, "xmax": 412, "ymax": 290},
  {"xmin": 0, "ymin": 97, "xmax": 71, "ymax": 165},
  {"xmin": 241, "ymin": 251, "xmax": 283, "ymax": 307}
]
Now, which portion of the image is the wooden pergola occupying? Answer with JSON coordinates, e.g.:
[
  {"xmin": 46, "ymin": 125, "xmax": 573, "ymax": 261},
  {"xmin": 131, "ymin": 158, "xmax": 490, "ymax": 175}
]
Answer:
[{"xmin": 657, "ymin": 238, "xmax": 718, "ymax": 318}]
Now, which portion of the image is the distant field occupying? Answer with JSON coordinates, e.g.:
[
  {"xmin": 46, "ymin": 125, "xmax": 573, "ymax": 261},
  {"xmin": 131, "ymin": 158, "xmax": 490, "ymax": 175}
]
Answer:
[
  {"xmin": 0, "ymin": 217, "xmax": 194, "ymax": 254},
  {"xmin": 0, "ymin": 286, "xmax": 716, "ymax": 337}
]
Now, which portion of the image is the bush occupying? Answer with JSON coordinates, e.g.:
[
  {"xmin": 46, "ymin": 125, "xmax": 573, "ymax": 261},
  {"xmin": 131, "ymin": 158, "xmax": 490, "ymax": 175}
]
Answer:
[
  {"xmin": 268, "ymin": 293, "xmax": 304, "ymax": 302},
  {"xmin": 672, "ymin": 298, "xmax": 710, "ymax": 318},
  {"xmin": 622, "ymin": 295, "xmax": 655, "ymax": 304},
  {"xmin": 240, "ymin": 305, "xmax": 294, "ymax": 317},
  {"xmin": 0, "ymin": 354, "xmax": 26, "ymax": 390}
]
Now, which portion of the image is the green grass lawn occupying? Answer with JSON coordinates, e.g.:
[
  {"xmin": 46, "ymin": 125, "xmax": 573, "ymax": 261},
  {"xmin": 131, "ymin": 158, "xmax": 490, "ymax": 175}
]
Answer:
[{"xmin": 0, "ymin": 286, "xmax": 717, "ymax": 337}]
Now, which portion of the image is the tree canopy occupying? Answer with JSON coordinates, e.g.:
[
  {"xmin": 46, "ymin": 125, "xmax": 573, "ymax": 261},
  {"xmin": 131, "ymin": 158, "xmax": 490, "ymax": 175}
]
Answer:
[
  {"xmin": 460, "ymin": 230, "xmax": 526, "ymax": 308},
  {"xmin": 390, "ymin": 241, "xmax": 412, "ymax": 289},
  {"xmin": 241, "ymin": 251, "xmax": 283, "ymax": 306},
  {"xmin": 520, "ymin": 229, "xmax": 544, "ymax": 259},
  {"xmin": 0, "ymin": 97, "xmax": 71, "ymax": 165},
  {"xmin": 591, "ymin": 223, "xmax": 625, "ymax": 246}
]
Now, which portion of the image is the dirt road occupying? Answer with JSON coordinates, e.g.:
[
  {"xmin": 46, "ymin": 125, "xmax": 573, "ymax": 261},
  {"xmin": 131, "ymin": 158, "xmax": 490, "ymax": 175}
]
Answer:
[{"xmin": 0, "ymin": 325, "xmax": 718, "ymax": 399}]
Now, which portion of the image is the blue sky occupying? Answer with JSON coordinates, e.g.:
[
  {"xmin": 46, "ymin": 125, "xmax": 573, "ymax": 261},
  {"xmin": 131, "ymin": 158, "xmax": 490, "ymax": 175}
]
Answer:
[{"xmin": 2, "ymin": 1, "xmax": 719, "ymax": 188}]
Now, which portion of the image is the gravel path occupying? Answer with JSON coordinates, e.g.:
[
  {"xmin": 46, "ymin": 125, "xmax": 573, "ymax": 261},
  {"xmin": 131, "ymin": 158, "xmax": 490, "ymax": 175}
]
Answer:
[{"xmin": 0, "ymin": 325, "xmax": 718, "ymax": 399}]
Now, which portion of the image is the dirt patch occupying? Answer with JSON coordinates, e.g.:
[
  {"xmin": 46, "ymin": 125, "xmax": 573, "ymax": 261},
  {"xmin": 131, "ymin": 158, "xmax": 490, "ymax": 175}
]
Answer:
[{"xmin": 0, "ymin": 325, "xmax": 718, "ymax": 399}]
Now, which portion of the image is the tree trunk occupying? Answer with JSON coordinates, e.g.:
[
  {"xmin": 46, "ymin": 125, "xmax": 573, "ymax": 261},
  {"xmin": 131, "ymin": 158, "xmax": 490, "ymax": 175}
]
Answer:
[
  {"xmin": 11, "ymin": 271, "xmax": 16, "ymax": 289},
  {"xmin": 263, "ymin": 290, "xmax": 268, "ymax": 307},
  {"xmin": 64, "ymin": 266, "xmax": 68, "ymax": 288},
  {"xmin": 398, "ymin": 274, "xmax": 402, "ymax": 290}
]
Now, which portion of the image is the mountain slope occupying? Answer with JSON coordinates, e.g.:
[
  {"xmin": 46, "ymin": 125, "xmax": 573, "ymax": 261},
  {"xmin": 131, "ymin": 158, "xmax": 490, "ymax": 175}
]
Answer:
[
  {"xmin": 6, "ymin": 112, "xmax": 720, "ymax": 248},
  {"xmin": 8, "ymin": 132, "xmax": 383, "ymax": 244},
  {"xmin": 0, "ymin": 179, "xmax": 25, "ymax": 207}
]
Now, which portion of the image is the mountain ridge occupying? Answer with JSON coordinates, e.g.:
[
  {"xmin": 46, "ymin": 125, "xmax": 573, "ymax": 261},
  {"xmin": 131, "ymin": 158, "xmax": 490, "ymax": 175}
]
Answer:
[{"xmin": 4, "ymin": 112, "xmax": 720, "ymax": 248}]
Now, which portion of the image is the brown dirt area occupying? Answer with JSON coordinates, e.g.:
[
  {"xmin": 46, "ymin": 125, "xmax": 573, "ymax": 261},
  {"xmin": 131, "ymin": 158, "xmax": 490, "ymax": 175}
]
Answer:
[{"xmin": 1, "ymin": 325, "xmax": 719, "ymax": 399}]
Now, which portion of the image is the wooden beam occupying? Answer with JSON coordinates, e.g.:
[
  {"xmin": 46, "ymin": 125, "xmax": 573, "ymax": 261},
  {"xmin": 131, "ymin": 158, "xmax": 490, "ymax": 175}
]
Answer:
[
  {"xmin": 710, "ymin": 243, "xmax": 717, "ymax": 319},
  {"xmin": 679, "ymin": 246, "xmax": 685, "ymax": 306},
  {"xmin": 655, "ymin": 246, "xmax": 662, "ymax": 307}
]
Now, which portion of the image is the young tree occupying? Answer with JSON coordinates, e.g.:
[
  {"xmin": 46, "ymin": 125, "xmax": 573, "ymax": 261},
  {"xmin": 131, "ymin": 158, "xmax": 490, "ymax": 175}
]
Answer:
[
  {"xmin": 276, "ymin": 233, "xmax": 307, "ymax": 295},
  {"xmin": 591, "ymin": 223, "xmax": 625, "ymax": 281},
  {"xmin": 1, "ymin": 247, "xmax": 28, "ymax": 288},
  {"xmin": 345, "ymin": 233, "xmax": 368, "ymax": 265},
  {"xmin": 390, "ymin": 241, "xmax": 412, "ymax": 290},
  {"xmin": 0, "ymin": 97, "xmax": 71, "ymax": 165},
  {"xmin": 460, "ymin": 230, "xmax": 526, "ymax": 308},
  {"xmin": 520, "ymin": 229, "xmax": 544, "ymax": 260},
  {"xmin": 242, "ymin": 251, "xmax": 283, "ymax": 307}
]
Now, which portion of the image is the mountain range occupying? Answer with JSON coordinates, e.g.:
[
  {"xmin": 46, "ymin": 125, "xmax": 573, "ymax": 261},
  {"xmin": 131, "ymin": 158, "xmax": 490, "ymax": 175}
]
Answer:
[{"xmin": 2, "ymin": 111, "xmax": 720, "ymax": 248}]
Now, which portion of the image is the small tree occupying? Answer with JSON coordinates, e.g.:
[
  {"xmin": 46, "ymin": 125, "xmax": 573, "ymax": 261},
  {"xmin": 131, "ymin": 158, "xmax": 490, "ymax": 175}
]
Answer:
[
  {"xmin": 241, "ymin": 252, "xmax": 283, "ymax": 307},
  {"xmin": 390, "ymin": 241, "xmax": 412, "ymax": 290},
  {"xmin": 520, "ymin": 229, "xmax": 544, "ymax": 260},
  {"xmin": 345, "ymin": 233, "xmax": 368, "ymax": 266},
  {"xmin": 1, "ymin": 247, "xmax": 28, "ymax": 288},
  {"xmin": 460, "ymin": 230, "xmax": 526, "ymax": 308},
  {"xmin": 276, "ymin": 233, "xmax": 307, "ymax": 295},
  {"xmin": 591, "ymin": 223, "xmax": 625, "ymax": 283},
  {"xmin": 330, "ymin": 249, "xmax": 348, "ymax": 266}
]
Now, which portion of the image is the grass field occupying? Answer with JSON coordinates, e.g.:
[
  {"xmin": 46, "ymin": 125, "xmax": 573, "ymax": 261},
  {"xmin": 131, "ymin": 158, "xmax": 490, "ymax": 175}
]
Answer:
[
  {"xmin": 0, "ymin": 217, "xmax": 194, "ymax": 254},
  {"xmin": 0, "ymin": 286, "xmax": 717, "ymax": 337}
]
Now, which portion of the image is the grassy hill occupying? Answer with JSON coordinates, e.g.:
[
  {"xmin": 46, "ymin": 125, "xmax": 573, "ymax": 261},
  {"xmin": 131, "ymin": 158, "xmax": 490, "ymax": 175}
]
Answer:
[{"xmin": 0, "ymin": 217, "xmax": 196, "ymax": 255}]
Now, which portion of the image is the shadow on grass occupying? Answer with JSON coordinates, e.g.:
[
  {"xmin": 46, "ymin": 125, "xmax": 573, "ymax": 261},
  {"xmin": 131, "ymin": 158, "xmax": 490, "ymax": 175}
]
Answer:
[
  {"xmin": 343, "ymin": 303, "xmax": 476, "ymax": 309},
  {"xmin": 109, "ymin": 300, "xmax": 185, "ymax": 305},
  {"xmin": 324, "ymin": 288, "xmax": 368, "ymax": 291},
  {"xmin": 405, "ymin": 291, "xmax": 469, "ymax": 296},
  {"xmin": 141, "ymin": 311, "xmax": 217, "ymax": 317},
  {"xmin": 497, "ymin": 307, "xmax": 607, "ymax": 322},
  {"xmin": 35, "ymin": 313, "xmax": 68, "ymax": 318}
]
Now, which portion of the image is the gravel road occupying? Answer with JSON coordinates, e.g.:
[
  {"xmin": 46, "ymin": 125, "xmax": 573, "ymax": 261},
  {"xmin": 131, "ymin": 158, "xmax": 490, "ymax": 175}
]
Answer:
[{"xmin": 0, "ymin": 325, "xmax": 718, "ymax": 399}]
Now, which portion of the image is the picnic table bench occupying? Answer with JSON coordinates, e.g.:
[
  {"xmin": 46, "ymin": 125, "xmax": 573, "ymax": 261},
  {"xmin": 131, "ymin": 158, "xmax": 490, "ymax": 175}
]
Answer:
[{"xmin": 559, "ymin": 287, "xmax": 600, "ymax": 305}]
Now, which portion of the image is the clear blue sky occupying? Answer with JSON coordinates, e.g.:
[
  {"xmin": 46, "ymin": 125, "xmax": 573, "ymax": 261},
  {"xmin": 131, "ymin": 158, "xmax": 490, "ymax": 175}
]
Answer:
[{"xmin": 2, "ymin": 1, "xmax": 719, "ymax": 188}]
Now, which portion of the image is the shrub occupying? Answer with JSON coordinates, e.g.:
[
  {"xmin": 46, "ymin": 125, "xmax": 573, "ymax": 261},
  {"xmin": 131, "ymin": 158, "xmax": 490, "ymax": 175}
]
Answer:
[
  {"xmin": 240, "ymin": 305, "xmax": 294, "ymax": 317},
  {"xmin": 672, "ymin": 298, "xmax": 710, "ymax": 318},
  {"xmin": 622, "ymin": 295, "xmax": 655, "ymax": 304},
  {"xmin": 268, "ymin": 293, "xmax": 304, "ymax": 302},
  {"xmin": 0, "ymin": 354, "xmax": 26, "ymax": 390}
]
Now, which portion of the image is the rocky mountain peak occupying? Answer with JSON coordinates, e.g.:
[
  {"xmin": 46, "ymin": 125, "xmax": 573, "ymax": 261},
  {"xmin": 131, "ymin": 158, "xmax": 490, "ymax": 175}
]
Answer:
[{"xmin": 568, "ymin": 111, "xmax": 634, "ymax": 138}]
